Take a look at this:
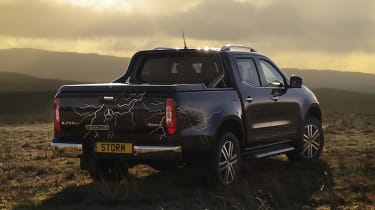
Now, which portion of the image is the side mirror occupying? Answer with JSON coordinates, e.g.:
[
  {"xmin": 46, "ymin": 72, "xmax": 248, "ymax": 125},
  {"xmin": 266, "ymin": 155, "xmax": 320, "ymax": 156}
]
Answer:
[{"xmin": 289, "ymin": 75, "xmax": 302, "ymax": 88}]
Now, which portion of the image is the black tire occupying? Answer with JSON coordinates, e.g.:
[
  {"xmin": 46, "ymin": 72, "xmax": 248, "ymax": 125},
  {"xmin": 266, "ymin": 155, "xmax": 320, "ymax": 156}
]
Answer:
[
  {"xmin": 212, "ymin": 132, "xmax": 241, "ymax": 185},
  {"xmin": 287, "ymin": 117, "xmax": 324, "ymax": 161}
]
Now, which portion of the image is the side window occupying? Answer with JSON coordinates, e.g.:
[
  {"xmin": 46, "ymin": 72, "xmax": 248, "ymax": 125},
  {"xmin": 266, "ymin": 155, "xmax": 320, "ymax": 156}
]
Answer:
[
  {"xmin": 235, "ymin": 58, "xmax": 260, "ymax": 87},
  {"xmin": 259, "ymin": 59, "xmax": 284, "ymax": 86}
]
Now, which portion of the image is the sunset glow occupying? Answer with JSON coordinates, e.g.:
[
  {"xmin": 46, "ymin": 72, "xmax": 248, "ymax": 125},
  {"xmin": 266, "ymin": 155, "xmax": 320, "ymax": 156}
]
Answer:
[{"xmin": 1, "ymin": 0, "xmax": 374, "ymax": 74}]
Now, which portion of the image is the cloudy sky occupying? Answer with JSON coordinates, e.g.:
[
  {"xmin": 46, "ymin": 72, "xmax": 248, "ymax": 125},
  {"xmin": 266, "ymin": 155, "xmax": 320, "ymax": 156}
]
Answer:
[{"xmin": 1, "ymin": 0, "xmax": 374, "ymax": 73}]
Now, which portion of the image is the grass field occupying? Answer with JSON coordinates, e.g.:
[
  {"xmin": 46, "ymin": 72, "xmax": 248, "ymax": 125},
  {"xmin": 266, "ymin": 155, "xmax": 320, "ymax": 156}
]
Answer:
[
  {"xmin": 0, "ymin": 89, "xmax": 374, "ymax": 209},
  {"xmin": 0, "ymin": 91, "xmax": 55, "ymax": 125}
]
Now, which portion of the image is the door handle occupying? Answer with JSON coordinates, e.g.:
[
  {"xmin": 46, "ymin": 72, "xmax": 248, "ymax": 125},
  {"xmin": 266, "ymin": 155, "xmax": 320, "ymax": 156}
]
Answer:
[
  {"xmin": 272, "ymin": 96, "xmax": 279, "ymax": 101},
  {"xmin": 103, "ymin": 96, "xmax": 115, "ymax": 102},
  {"xmin": 245, "ymin": 97, "xmax": 254, "ymax": 103}
]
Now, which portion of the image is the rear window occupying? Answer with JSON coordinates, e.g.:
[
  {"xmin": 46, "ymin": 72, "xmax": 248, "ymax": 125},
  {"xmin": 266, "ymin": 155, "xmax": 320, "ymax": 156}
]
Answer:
[{"xmin": 135, "ymin": 54, "xmax": 223, "ymax": 86}]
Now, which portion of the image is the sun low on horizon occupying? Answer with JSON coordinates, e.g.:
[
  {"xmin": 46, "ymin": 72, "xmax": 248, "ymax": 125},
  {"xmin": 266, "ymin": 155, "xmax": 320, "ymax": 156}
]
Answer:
[{"xmin": 0, "ymin": 0, "xmax": 375, "ymax": 74}]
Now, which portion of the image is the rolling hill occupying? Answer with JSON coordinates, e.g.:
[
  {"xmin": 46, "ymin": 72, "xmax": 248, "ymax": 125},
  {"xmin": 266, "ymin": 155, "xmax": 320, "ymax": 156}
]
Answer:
[
  {"xmin": 284, "ymin": 68, "xmax": 375, "ymax": 94},
  {"xmin": 312, "ymin": 88, "xmax": 375, "ymax": 112},
  {"xmin": 0, "ymin": 48, "xmax": 374, "ymax": 94},
  {"xmin": 0, "ymin": 72, "xmax": 81, "ymax": 92},
  {"xmin": 0, "ymin": 48, "xmax": 129, "ymax": 82}
]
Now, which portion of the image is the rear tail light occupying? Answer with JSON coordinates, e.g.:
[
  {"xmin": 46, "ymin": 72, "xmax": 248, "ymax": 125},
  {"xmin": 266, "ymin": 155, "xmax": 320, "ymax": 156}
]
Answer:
[
  {"xmin": 165, "ymin": 98, "xmax": 176, "ymax": 134},
  {"xmin": 54, "ymin": 98, "xmax": 61, "ymax": 132}
]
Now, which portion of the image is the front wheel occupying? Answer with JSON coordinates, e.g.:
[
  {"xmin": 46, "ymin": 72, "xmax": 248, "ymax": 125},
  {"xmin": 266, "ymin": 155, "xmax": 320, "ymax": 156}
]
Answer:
[
  {"xmin": 213, "ymin": 132, "xmax": 241, "ymax": 185},
  {"xmin": 288, "ymin": 117, "xmax": 324, "ymax": 160}
]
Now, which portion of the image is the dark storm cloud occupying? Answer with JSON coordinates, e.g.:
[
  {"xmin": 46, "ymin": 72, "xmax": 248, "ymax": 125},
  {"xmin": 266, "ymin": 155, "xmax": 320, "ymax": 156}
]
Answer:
[
  {"xmin": 0, "ymin": 0, "xmax": 374, "ymax": 52},
  {"xmin": 172, "ymin": 0, "xmax": 375, "ymax": 53}
]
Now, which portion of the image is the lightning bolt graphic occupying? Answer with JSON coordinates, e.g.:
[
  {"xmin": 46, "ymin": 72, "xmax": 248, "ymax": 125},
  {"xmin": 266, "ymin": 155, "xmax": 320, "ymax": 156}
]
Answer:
[
  {"xmin": 72, "ymin": 93, "xmax": 167, "ymax": 140},
  {"xmin": 113, "ymin": 93, "xmax": 146, "ymax": 125},
  {"xmin": 71, "ymin": 93, "xmax": 217, "ymax": 141},
  {"xmin": 177, "ymin": 107, "xmax": 220, "ymax": 142},
  {"xmin": 72, "ymin": 93, "xmax": 146, "ymax": 139},
  {"xmin": 143, "ymin": 101, "xmax": 166, "ymax": 140},
  {"xmin": 73, "ymin": 104, "xmax": 105, "ymax": 138}
]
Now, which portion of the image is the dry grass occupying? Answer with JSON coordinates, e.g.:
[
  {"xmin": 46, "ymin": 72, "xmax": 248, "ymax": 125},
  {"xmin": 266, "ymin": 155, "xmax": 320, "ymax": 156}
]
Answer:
[{"xmin": 0, "ymin": 114, "xmax": 374, "ymax": 209}]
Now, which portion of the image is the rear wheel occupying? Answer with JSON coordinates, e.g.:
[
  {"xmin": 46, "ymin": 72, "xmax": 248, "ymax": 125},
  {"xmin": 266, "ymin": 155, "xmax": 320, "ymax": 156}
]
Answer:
[
  {"xmin": 288, "ymin": 117, "xmax": 324, "ymax": 160},
  {"xmin": 213, "ymin": 132, "xmax": 241, "ymax": 185}
]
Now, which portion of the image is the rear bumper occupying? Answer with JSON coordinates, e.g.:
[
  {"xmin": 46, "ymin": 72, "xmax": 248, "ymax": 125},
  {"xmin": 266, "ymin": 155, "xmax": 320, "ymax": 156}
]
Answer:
[
  {"xmin": 51, "ymin": 141, "xmax": 182, "ymax": 160},
  {"xmin": 133, "ymin": 145, "xmax": 182, "ymax": 156},
  {"xmin": 133, "ymin": 145, "xmax": 183, "ymax": 162}
]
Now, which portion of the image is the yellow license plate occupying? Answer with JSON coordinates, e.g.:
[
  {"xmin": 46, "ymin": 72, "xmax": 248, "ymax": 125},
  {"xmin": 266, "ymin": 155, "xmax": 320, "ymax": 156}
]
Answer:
[{"xmin": 96, "ymin": 142, "xmax": 133, "ymax": 154}]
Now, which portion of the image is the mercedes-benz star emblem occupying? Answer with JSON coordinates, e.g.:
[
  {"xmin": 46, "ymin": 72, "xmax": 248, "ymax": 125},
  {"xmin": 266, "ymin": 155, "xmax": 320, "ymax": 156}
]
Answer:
[{"xmin": 104, "ymin": 108, "xmax": 114, "ymax": 120}]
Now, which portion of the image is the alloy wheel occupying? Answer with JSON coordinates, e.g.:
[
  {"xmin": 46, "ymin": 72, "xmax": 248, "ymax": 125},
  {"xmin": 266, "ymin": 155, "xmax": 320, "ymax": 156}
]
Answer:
[
  {"xmin": 303, "ymin": 124, "xmax": 321, "ymax": 158},
  {"xmin": 219, "ymin": 140, "xmax": 239, "ymax": 184}
]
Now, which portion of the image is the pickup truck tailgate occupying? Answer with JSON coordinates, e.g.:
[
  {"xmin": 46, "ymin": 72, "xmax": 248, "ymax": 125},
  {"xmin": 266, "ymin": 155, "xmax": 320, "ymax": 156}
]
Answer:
[{"xmin": 55, "ymin": 83, "xmax": 204, "ymax": 143}]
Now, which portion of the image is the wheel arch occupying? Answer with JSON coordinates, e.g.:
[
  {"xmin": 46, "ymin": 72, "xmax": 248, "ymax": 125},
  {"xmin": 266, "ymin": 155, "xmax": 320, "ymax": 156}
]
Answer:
[
  {"xmin": 215, "ymin": 116, "xmax": 245, "ymax": 146},
  {"xmin": 305, "ymin": 104, "xmax": 322, "ymax": 123}
]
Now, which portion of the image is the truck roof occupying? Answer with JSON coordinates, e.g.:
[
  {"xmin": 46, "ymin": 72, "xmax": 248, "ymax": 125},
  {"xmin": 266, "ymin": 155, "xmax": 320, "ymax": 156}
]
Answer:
[{"xmin": 136, "ymin": 44, "xmax": 263, "ymax": 56}]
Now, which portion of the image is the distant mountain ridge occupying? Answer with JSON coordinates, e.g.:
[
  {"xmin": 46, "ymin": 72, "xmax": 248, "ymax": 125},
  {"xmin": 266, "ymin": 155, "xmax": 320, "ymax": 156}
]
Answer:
[
  {"xmin": 0, "ymin": 48, "xmax": 374, "ymax": 94},
  {"xmin": 0, "ymin": 72, "xmax": 80, "ymax": 92},
  {"xmin": 283, "ymin": 68, "xmax": 375, "ymax": 94},
  {"xmin": 0, "ymin": 48, "xmax": 129, "ymax": 82}
]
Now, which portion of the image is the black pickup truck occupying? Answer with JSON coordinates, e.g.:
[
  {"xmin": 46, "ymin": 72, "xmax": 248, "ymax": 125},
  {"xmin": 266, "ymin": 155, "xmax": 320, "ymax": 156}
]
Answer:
[{"xmin": 51, "ymin": 45, "xmax": 324, "ymax": 185}]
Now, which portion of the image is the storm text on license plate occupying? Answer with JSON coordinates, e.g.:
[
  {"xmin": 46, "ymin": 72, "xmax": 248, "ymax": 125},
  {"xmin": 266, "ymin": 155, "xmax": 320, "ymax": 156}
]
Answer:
[{"xmin": 96, "ymin": 142, "xmax": 132, "ymax": 154}]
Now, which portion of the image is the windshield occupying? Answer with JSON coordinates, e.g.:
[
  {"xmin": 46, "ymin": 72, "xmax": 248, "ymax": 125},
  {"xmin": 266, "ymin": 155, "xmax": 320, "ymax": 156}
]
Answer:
[{"xmin": 133, "ymin": 53, "xmax": 223, "ymax": 86}]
